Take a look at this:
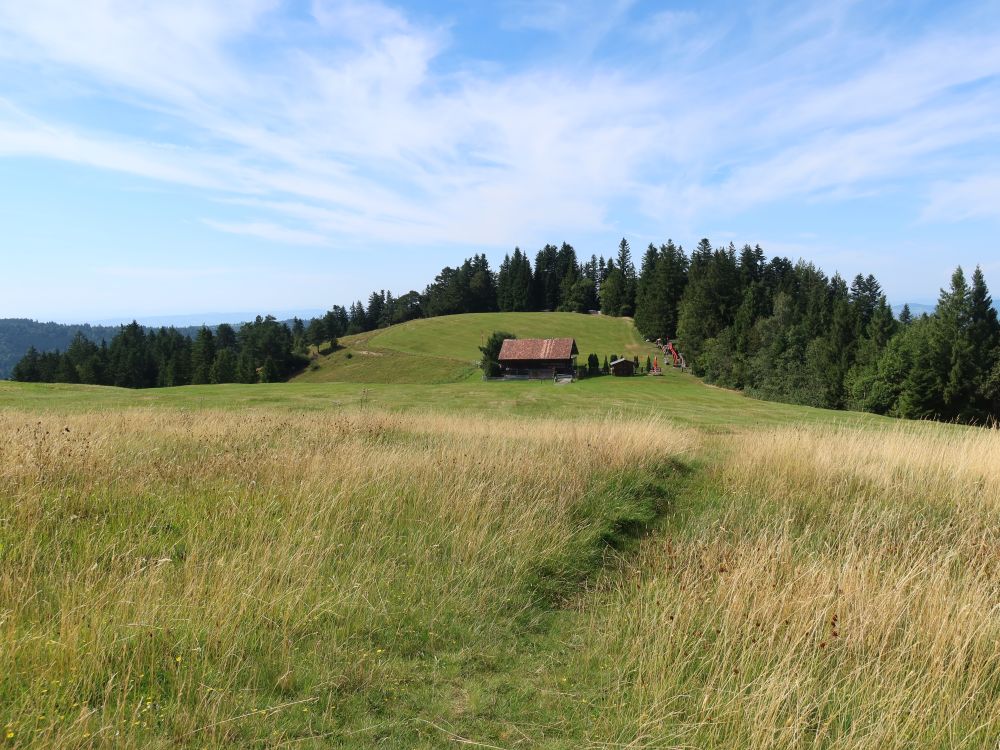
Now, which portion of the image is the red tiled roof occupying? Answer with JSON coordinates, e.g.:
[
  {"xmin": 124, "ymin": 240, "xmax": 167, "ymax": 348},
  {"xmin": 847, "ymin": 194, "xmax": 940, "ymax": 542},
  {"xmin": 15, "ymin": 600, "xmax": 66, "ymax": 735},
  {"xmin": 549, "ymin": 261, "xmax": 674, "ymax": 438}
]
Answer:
[{"xmin": 498, "ymin": 337, "xmax": 578, "ymax": 361}]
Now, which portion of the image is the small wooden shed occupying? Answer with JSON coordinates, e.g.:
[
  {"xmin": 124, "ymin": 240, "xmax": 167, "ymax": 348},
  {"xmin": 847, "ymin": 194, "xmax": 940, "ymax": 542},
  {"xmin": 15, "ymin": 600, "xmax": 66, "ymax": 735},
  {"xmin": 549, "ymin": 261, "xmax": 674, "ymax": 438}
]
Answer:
[{"xmin": 609, "ymin": 357, "xmax": 635, "ymax": 377}]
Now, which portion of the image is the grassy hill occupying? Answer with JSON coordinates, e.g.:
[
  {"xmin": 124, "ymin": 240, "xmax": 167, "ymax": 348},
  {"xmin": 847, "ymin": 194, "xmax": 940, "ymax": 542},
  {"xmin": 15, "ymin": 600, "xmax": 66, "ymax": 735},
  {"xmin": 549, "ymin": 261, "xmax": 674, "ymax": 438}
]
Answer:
[
  {"xmin": 0, "ymin": 350, "xmax": 996, "ymax": 747},
  {"xmin": 293, "ymin": 311, "xmax": 647, "ymax": 384}
]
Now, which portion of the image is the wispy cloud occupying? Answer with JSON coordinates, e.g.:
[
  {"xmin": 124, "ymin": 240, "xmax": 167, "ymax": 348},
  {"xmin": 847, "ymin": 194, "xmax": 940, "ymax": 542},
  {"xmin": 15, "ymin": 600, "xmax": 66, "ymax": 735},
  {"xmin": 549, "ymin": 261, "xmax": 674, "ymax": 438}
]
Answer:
[
  {"xmin": 923, "ymin": 175, "xmax": 1000, "ymax": 222},
  {"xmin": 202, "ymin": 220, "xmax": 330, "ymax": 246},
  {"xmin": 0, "ymin": 0, "xmax": 998, "ymax": 253},
  {"xmin": 633, "ymin": 10, "xmax": 698, "ymax": 43}
]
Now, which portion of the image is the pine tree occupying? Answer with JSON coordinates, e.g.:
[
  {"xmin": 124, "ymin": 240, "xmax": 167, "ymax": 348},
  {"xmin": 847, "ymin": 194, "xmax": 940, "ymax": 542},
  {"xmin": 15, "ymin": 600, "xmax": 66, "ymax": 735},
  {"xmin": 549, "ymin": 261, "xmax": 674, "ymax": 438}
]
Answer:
[
  {"xmin": 467, "ymin": 254, "xmax": 497, "ymax": 312},
  {"xmin": 322, "ymin": 309, "xmax": 343, "ymax": 341},
  {"xmin": 967, "ymin": 266, "xmax": 1000, "ymax": 419},
  {"xmin": 108, "ymin": 322, "xmax": 156, "ymax": 388},
  {"xmin": 367, "ymin": 291, "xmax": 386, "ymax": 328},
  {"xmin": 677, "ymin": 244, "xmax": 740, "ymax": 371},
  {"xmin": 533, "ymin": 244, "xmax": 561, "ymax": 311},
  {"xmin": 237, "ymin": 350, "xmax": 257, "ymax": 383},
  {"xmin": 306, "ymin": 318, "xmax": 326, "ymax": 349},
  {"xmin": 190, "ymin": 327, "xmax": 216, "ymax": 385},
  {"xmin": 634, "ymin": 240, "xmax": 689, "ymax": 341},
  {"xmin": 616, "ymin": 238, "xmax": 636, "ymax": 316},
  {"xmin": 12, "ymin": 346, "xmax": 41, "ymax": 381},
  {"xmin": 633, "ymin": 243, "xmax": 660, "ymax": 335},
  {"xmin": 600, "ymin": 267, "xmax": 626, "ymax": 316},
  {"xmin": 260, "ymin": 356, "xmax": 280, "ymax": 383},
  {"xmin": 509, "ymin": 248, "xmax": 533, "ymax": 311},
  {"xmin": 739, "ymin": 244, "xmax": 766, "ymax": 289},
  {"xmin": 210, "ymin": 348, "xmax": 238, "ymax": 384},
  {"xmin": 895, "ymin": 320, "xmax": 943, "ymax": 419},
  {"xmin": 496, "ymin": 253, "xmax": 513, "ymax": 311},
  {"xmin": 936, "ymin": 267, "xmax": 976, "ymax": 419},
  {"xmin": 850, "ymin": 274, "xmax": 883, "ymax": 336}
]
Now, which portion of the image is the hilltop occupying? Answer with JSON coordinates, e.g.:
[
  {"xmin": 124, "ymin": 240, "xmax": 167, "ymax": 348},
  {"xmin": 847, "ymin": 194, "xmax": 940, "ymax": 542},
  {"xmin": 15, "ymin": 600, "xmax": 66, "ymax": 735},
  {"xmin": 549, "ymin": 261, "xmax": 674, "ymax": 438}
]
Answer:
[{"xmin": 293, "ymin": 311, "xmax": 647, "ymax": 384}]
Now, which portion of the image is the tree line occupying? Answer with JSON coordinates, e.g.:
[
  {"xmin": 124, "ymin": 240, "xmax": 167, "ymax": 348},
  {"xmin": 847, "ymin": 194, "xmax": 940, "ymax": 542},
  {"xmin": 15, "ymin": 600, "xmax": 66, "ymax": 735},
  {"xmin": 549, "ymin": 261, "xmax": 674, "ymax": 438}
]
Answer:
[
  {"xmin": 13, "ymin": 316, "xmax": 308, "ymax": 387},
  {"xmin": 336, "ymin": 237, "xmax": 999, "ymax": 424},
  {"xmin": 12, "ymin": 238, "xmax": 1000, "ymax": 424},
  {"xmin": 0, "ymin": 319, "xmax": 170, "ymax": 380},
  {"xmin": 673, "ymin": 243, "xmax": 999, "ymax": 424}
]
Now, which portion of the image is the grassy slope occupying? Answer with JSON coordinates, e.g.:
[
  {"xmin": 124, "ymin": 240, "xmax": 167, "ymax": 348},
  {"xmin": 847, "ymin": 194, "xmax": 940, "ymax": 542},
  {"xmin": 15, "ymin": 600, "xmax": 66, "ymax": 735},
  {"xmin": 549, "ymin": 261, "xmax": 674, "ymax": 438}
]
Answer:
[
  {"xmin": 0, "ymin": 313, "xmax": 878, "ymax": 430},
  {"xmin": 4, "ymin": 341, "xmax": 996, "ymax": 747},
  {"xmin": 292, "ymin": 312, "xmax": 646, "ymax": 385},
  {"xmin": 369, "ymin": 311, "xmax": 646, "ymax": 359},
  {"xmin": 0, "ymin": 373, "xmax": 883, "ymax": 429},
  {"xmin": 0, "ymin": 405, "xmax": 695, "ymax": 748}
]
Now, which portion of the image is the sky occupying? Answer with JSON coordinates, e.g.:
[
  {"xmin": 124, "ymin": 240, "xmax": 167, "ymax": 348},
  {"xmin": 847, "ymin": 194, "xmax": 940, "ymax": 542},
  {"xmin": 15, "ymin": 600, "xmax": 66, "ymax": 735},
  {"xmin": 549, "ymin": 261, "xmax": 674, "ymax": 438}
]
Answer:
[{"xmin": 1, "ymin": 0, "xmax": 999, "ymax": 323}]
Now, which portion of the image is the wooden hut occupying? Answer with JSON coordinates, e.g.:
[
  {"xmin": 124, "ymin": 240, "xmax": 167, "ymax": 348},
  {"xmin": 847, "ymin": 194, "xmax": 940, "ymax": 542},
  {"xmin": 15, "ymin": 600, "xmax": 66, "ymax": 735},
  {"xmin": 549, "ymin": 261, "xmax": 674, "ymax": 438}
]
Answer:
[
  {"xmin": 609, "ymin": 357, "xmax": 635, "ymax": 377},
  {"xmin": 497, "ymin": 338, "xmax": 578, "ymax": 379}
]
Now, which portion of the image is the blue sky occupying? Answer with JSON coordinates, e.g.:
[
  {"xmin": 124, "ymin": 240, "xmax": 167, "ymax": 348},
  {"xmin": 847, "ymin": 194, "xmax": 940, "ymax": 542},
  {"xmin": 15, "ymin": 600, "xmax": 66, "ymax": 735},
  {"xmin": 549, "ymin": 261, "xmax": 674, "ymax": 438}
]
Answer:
[{"xmin": 1, "ymin": 0, "xmax": 999, "ymax": 322}]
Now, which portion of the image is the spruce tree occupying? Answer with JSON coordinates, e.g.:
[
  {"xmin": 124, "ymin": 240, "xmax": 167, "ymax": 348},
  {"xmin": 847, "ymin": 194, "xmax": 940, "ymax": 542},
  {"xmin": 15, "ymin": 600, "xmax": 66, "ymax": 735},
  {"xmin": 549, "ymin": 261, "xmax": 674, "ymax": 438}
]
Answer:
[
  {"xmin": 497, "ymin": 253, "xmax": 513, "ymax": 311},
  {"xmin": 210, "ymin": 348, "xmax": 238, "ymax": 384},
  {"xmin": 215, "ymin": 323, "xmax": 238, "ymax": 351},
  {"xmin": 509, "ymin": 248, "xmax": 533, "ymax": 311},
  {"xmin": 898, "ymin": 303, "xmax": 913, "ymax": 326},
  {"xmin": 260, "ymin": 356, "xmax": 280, "ymax": 383},
  {"xmin": 533, "ymin": 244, "xmax": 561, "ymax": 311},
  {"xmin": 967, "ymin": 266, "xmax": 1000, "ymax": 419},
  {"xmin": 190, "ymin": 327, "xmax": 216, "ymax": 385},
  {"xmin": 616, "ymin": 238, "xmax": 636, "ymax": 316},
  {"xmin": 633, "ymin": 243, "xmax": 660, "ymax": 336},
  {"xmin": 237, "ymin": 350, "xmax": 257, "ymax": 383},
  {"xmin": 12, "ymin": 346, "xmax": 41, "ymax": 381},
  {"xmin": 600, "ymin": 267, "xmax": 625, "ymax": 317},
  {"xmin": 942, "ymin": 268, "xmax": 976, "ymax": 417}
]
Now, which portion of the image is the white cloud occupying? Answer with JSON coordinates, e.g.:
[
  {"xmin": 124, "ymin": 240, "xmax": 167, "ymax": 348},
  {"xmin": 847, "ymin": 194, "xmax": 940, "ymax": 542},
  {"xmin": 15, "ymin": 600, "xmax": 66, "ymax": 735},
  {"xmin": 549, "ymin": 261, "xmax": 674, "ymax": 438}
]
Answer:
[
  {"xmin": 922, "ymin": 175, "xmax": 1000, "ymax": 222},
  {"xmin": 0, "ymin": 0, "xmax": 274, "ymax": 104},
  {"xmin": 0, "ymin": 0, "xmax": 998, "ymax": 254},
  {"xmin": 312, "ymin": 0, "xmax": 410, "ymax": 41}
]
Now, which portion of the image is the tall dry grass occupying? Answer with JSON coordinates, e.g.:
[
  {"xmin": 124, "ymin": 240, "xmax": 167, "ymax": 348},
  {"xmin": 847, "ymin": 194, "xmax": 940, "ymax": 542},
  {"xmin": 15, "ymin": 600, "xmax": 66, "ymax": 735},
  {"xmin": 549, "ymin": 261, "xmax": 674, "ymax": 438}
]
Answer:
[
  {"xmin": 0, "ymin": 407, "xmax": 692, "ymax": 748},
  {"xmin": 582, "ymin": 424, "xmax": 1000, "ymax": 749}
]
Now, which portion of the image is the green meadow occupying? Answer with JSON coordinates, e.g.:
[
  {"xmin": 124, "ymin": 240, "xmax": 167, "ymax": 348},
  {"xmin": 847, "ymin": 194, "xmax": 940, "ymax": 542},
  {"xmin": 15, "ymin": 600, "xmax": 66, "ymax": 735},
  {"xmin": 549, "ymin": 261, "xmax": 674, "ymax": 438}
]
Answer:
[
  {"xmin": 294, "ymin": 311, "xmax": 645, "ymax": 386},
  {"xmin": 1, "ymin": 312, "xmax": 996, "ymax": 749}
]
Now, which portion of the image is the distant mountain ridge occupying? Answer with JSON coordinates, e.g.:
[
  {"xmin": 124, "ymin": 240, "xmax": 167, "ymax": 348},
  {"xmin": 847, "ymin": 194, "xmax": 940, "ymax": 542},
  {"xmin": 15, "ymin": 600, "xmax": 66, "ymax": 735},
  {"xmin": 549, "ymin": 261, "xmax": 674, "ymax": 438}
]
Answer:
[{"xmin": 89, "ymin": 309, "xmax": 325, "ymax": 327}]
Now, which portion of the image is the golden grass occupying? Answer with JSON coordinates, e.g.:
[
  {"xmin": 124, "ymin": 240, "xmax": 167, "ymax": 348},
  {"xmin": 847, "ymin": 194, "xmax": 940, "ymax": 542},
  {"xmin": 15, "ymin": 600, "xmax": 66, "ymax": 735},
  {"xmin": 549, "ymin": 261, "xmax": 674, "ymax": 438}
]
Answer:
[
  {"xmin": 0, "ymin": 407, "xmax": 693, "ymax": 748},
  {"xmin": 5, "ymin": 402, "xmax": 997, "ymax": 749},
  {"xmin": 581, "ymin": 424, "xmax": 1000, "ymax": 749}
]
